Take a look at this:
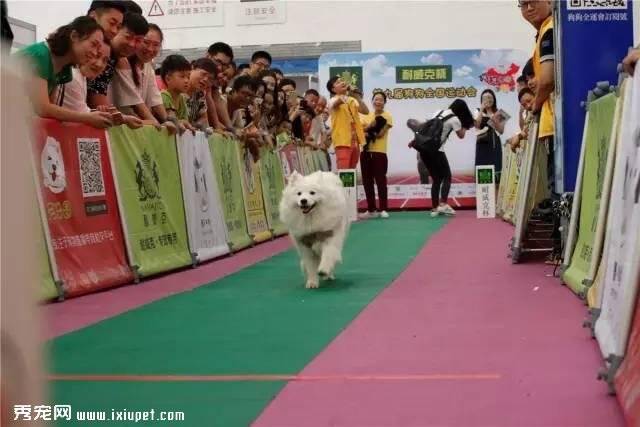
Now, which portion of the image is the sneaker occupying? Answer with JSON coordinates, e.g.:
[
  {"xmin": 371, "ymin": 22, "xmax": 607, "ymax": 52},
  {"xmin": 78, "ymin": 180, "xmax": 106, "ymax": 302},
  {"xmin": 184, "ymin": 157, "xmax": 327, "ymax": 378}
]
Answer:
[
  {"xmin": 437, "ymin": 204, "xmax": 456, "ymax": 216},
  {"xmin": 379, "ymin": 211, "xmax": 389, "ymax": 219},
  {"xmin": 359, "ymin": 211, "xmax": 378, "ymax": 220},
  {"xmin": 430, "ymin": 209, "xmax": 440, "ymax": 218}
]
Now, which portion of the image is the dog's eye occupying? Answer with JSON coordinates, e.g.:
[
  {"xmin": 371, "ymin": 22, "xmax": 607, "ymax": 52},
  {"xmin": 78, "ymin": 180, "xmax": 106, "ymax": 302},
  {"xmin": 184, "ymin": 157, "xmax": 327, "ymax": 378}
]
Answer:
[
  {"xmin": 310, "ymin": 191, "xmax": 315, "ymax": 195},
  {"xmin": 297, "ymin": 192, "xmax": 302, "ymax": 196}
]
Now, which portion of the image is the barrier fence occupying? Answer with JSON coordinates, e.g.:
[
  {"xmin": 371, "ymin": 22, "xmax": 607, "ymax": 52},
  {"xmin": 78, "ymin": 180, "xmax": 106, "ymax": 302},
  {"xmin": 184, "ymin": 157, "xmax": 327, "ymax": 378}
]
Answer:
[
  {"xmin": 499, "ymin": 64, "xmax": 640, "ymax": 420},
  {"xmin": 34, "ymin": 122, "xmax": 327, "ymax": 301}
]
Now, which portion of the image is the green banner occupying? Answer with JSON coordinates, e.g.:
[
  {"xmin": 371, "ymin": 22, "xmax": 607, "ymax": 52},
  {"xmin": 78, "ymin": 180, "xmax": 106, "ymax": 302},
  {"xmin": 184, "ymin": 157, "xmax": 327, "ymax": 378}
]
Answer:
[
  {"xmin": 38, "ymin": 226, "xmax": 60, "ymax": 301},
  {"xmin": 108, "ymin": 126, "xmax": 191, "ymax": 277},
  {"xmin": 237, "ymin": 143, "xmax": 272, "ymax": 243},
  {"xmin": 563, "ymin": 93, "xmax": 617, "ymax": 295},
  {"xmin": 502, "ymin": 149, "xmax": 522, "ymax": 224},
  {"xmin": 208, "ymin": 134, "xmax": 252, "ymax": 251},
  {"xmin": 316, "ymin": 150, "xmax": 329, "ymax": 172},
  {"xmin": 523, "ymin": 141, "xmax": 550, "ymax": 226},
  {"xmin": 396, "ymin": 65, "xmax": 452, "ymax": 83},
  {"xmin": 300, "ymin": 147, "xmax": 316, "ymax": 175},
  {"xmin": 259, "ymin": 147, "xmax": 287, "ymax": 236}
]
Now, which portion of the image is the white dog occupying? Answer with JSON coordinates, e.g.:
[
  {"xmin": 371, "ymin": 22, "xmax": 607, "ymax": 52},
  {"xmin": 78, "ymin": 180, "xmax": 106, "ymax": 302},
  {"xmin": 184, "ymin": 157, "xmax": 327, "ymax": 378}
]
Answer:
[
  {"xmin": 41, "ymin": 136, "xmax": 66, "ymax": 194},
  {"xmin": 279, "ymin": 170, "xmax": 350, "ymax": 289}
]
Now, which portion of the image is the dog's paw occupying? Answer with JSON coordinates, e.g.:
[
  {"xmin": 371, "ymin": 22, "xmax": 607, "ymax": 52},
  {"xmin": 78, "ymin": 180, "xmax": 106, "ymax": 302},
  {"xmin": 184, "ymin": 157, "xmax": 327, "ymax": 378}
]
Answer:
[
  {"xmin": 318, "ymin": 269, "xmax": 335, "ymax": 280},
  {"xmin": 305, "ymin": 280, "xmax": 319, "ymax": 289}
]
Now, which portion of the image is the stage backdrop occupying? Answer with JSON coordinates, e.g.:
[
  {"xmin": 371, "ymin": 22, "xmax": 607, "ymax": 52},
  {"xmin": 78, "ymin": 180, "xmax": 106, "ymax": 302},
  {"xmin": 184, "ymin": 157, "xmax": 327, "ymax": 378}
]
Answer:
[{"xmin": 319, "ymin": 49, "xmax": 527, "ymax": 209}]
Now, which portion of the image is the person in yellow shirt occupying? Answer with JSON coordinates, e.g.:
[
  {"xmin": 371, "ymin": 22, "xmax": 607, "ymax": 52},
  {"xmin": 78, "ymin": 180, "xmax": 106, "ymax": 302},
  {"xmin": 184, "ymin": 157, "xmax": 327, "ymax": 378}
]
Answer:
[
  {"xmin": 519, "ymin": 0, "xmax": 555, "ymax": 194},
  {"xmin": 326, "ymin": 76, "xmax": 369, "ymax": 169},
  {"xmin": 360, "ymin": 91, "xmax": 393, "ymax": 218}
]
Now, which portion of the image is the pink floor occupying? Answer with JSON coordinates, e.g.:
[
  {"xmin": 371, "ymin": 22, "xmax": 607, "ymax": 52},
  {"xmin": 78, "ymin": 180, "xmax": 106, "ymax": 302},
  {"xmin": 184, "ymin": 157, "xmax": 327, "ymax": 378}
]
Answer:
[
  {"xmin": 253, "ymin": 212, "xmax": 624, "ymax": 427},
  {"xmin": 44, "ymin": 237, "xmax": 291, "ymax": 340},
  {"xmin": 44, "ymin": 212, "xmax": 624, "ymax": 426}
]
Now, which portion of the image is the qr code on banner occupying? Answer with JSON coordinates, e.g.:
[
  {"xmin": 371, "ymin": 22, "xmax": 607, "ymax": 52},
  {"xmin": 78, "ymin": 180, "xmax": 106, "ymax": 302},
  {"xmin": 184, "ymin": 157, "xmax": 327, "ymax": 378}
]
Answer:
[
  {"xmin": 568, "ymin": 0, "xmax": 627, "ymax": 9},
  {"xmin": 77, "ymin": 138, "xmax": 105, "ymax": 197}
]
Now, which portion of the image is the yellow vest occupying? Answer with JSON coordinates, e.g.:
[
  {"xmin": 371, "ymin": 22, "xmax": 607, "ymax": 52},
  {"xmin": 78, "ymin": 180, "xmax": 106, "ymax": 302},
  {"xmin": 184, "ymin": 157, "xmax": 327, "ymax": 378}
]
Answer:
[
  {"xmin": 533, "ymin": 16, "xmax": 555, "ymax": 138},
  {"xmin": 330, "ymin": 97, "xmax": 365, "ymax": 148}
]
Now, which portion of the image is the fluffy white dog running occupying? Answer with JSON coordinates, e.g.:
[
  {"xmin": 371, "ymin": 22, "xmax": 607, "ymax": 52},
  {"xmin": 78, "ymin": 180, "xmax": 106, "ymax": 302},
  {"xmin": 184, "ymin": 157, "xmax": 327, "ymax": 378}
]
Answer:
[{"xmin": 279, "ymin": 170, "xmax": 350, "ymax": 289}]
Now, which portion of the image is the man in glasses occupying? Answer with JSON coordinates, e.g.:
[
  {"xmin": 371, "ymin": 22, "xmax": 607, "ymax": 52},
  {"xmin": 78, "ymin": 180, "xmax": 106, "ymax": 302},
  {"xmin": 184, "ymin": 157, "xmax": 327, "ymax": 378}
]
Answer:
[
  {"xmin": 206, "ymin": 42, "xmax": 236, "ymax": 130},
  {"xmin": 520, "ymin": 0, "xmax": 555, "ymax": 191}
]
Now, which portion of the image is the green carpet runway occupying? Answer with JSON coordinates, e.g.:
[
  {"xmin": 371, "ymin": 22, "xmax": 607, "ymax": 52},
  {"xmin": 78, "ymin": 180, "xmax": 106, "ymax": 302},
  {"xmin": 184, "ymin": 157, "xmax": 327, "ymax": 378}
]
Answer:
[{"xmin": 50, "ymin": 213, "xmax": 447, "ymax": 426}]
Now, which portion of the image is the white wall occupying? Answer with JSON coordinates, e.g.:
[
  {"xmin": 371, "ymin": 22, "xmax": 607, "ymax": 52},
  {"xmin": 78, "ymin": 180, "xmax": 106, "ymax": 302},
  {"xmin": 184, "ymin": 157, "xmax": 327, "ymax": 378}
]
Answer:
[{"xmin": 7, "ymin": 1, "xmax": 534, "ymax": 54}]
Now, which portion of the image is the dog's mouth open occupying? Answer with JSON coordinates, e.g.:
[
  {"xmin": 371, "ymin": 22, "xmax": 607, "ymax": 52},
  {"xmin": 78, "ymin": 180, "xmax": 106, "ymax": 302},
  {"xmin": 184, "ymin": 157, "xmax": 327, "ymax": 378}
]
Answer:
[{"xmin": 300, "ymin": 203, "xmax": 316, "ymax": 214}]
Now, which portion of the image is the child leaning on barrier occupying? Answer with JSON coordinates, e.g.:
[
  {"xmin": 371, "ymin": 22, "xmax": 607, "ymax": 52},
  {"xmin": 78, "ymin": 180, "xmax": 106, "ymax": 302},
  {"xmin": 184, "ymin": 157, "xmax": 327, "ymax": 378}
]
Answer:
[
  {"xmin": 508, "ymin": 88, "xmax": 535, "ymax": 153},
  {"xmin": 160, "ymin": 54, "xmax": 195, "ymax": 134}
]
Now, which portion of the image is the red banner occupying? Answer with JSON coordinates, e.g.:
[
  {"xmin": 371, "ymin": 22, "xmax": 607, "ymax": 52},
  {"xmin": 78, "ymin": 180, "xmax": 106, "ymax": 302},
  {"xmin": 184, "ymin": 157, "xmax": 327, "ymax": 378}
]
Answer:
[
  {"xmin": 615, "ymin": 292, "xmax": 640, "ymax": 426},
  {"xmin": 33, "ymin": 119, "xmax": 132, "ymax": 297}
]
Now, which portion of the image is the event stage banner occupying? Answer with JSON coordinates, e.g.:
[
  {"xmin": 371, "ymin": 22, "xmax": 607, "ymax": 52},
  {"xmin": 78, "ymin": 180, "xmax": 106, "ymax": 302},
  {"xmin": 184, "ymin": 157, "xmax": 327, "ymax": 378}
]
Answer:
[
  {"xmin": 34, "ymin": 120, "xmax": 132, "ymax": 296},
  {"xmin": 108, "ymin": 126, "xmax": 191, "ymax": 278},
  {"xmin": 319, "ymin": 49, "xmax": 527, "ymax": 209}
]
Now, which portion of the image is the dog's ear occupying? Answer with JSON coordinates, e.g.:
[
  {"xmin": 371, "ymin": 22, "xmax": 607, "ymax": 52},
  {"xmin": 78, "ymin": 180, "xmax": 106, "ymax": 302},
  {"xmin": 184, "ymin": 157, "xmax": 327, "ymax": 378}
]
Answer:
[{"xmin": 287, "ymin": 170, "xmax": 302, "ymax": 184}]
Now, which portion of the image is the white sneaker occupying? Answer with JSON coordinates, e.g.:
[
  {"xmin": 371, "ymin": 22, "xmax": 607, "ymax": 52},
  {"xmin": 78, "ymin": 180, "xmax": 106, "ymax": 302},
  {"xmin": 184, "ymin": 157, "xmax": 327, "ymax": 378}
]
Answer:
[
  {"xmin": 437, "ymin": 204, "xmax": 456, "ymax": 216},
  {"xmin": 379, "ymin": 211, "xmax": 389, "ymax": 219},
  {"xmin": 359, "ymin": 211, "xmax": 378, "ymax": 220},
  {"xmin": 430, "ymin": 209, "xmax": 440, "ymax": 218}
]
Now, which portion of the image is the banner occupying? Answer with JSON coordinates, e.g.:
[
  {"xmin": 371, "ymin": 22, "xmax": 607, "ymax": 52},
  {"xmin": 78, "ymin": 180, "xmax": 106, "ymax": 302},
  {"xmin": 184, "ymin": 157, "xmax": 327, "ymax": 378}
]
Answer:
[
  {"xmin": 108, "ymin": 126, "xmax": 191, "ymax": 278},
  {"xmin": 208, "ymin": 135, "xmax": 253, "ymax": 251},
  {"xmin": 615, "ymin": 297, "xmax": 640, "ymax": 426},
  {"xmin": 556, "ymin": 0, "xmax": 634, "ymax": 190},
  {"xmin": 562, "ymin": 93, "xmax": 617, "ymax": 296},
  {"xmin": 177, "ymin": 131, "xmax": 230, "ymax": 262},
  {"xmin": 299, "ymin": 146, "xmax": 316, "ymax": 176},
  {"xmin": 37, "ymin": 224, "xmax": 59, "ymax": 301},
  {"xmin": 339, "ymin": 169, "xmax": 358, "ymax": 222},
  {"xmin": 502, "ymin": 147, "xmax": 523, "ymax": 223},
  {"xmin": 259, "ymin": 147, "xmax": 287, "ymax": 236},
  {"xmin": 237, "ymin": 143, "xmax": 272, "ymax": 243},
  {"xmin": 316, "ymin": 150, "xmax": 330, "ymax": 172},
  {"xmin": 279, "ymin": 144, "xmax": 302, "ymax": 176},
  {"xmin": 496, "ymin": 148, "xmax": 511, "ymax": 217},
  {"xmin": 319, "ymin": 49, "xmax": 527, "ymax": 209},
  {"xmin": 476, "ymin": 165, "xmax": 496, "ymax": 219},
  {"xmin": 33, "ymin": 120, "xmax": 132, "ymax": 296},
  {"xmin": 594, "ymin": 75, "xmax": 640, "ymax": 360}
]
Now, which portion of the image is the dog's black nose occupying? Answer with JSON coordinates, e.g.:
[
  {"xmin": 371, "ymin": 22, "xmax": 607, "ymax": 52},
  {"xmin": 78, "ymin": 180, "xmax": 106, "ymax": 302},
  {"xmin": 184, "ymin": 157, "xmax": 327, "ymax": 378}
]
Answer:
[{"xmin": 300, "ymin": 199, "xmax": 308, "ymax": 206}]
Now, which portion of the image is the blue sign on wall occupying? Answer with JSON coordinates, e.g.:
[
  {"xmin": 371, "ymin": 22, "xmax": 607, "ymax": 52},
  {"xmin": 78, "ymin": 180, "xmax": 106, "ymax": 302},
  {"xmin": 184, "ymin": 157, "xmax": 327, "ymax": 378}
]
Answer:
[{"xmin": 556, "ymin": 0, "xmax": 634, "ymax": 191}]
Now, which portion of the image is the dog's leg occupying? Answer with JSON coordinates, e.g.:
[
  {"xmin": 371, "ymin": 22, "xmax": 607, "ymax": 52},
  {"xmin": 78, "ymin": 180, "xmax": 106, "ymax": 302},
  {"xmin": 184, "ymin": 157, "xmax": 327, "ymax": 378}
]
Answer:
[
  {"xmin": 318, "ymin": 241, "xmax": 340, "ymax": 279},
  {"xmin": 318, "ymin": 221, "xmax": 348, "ymax": 279},
  {"xmin": 299, "ymin": 245, "xmax": 320, "ymax": 289}
]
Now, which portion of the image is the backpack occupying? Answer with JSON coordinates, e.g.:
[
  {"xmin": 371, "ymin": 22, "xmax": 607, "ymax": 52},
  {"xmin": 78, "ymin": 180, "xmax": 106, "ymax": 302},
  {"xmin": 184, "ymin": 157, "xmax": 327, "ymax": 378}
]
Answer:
[{"xmin": 412, "ymin": 111, "xmax": 455, "ymax": 155}]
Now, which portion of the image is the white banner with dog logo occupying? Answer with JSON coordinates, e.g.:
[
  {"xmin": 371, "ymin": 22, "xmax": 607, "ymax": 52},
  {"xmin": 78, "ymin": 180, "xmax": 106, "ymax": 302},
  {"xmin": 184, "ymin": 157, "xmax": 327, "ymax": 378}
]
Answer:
[{"xmin": 177, "ymin": 131, "xmax": 229, "ymax": 262}]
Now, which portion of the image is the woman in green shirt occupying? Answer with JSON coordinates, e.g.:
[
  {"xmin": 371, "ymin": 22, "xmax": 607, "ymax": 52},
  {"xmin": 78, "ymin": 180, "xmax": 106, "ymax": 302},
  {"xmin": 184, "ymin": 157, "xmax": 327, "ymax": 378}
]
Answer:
[{"xmin": 18, "ymin": 16, "xmax": 113, "ymax": 128}]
